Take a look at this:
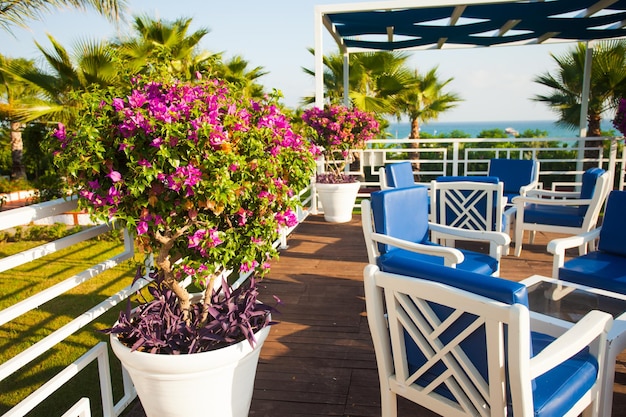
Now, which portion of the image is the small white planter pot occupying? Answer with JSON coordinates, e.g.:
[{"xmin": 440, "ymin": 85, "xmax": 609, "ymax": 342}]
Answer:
[
  {"xmin": 110, "ymin": 324, "xmax": 270, "ymax": 417},
  {"xmin": 316, "ymin": 181, "xmax": 361, "ymax": 223}
]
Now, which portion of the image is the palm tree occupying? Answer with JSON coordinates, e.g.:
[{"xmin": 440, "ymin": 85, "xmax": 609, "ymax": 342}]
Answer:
[
  {"xmin": 301, "ymin": 49, "xmax": 412, "ymax": 114},
  {"xmin": 1, "ymin": 0, "xmax": 127, "ymax": 32},
  {"xmin": 0, "ymin": 56, "xmax": 41, "ymax": 179},
  {"xmin": 116, "ymin": 16, "xmax": 218, "ymax": 79},
  {"xmin": 348, "ymin": 51, "xmax": 412, "ymax": 113},
  {"xmin": 533, "ymin": 40, "xmax": 626, "ymax": 141},
  {"xmin": 215, "ymin": 55, "xmax": 267, "ymax": 99},
  {"xmin": 0, "ymin": 35, "xmax": 118, "ymax": 124},
  {"xmin": 394, "ymin": 67, "xmax": 462, "ymax": 139},
  {"xmin": 392, "ymin": 67, "xmax": 461, "ymax": 172},
  {"xmin": 301, "ymin": 48, "xmax": 349, "ymax": 105}
]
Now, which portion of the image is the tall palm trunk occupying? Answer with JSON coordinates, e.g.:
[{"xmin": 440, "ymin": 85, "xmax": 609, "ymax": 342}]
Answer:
[
  {"xmin": 584, "ymin": 113, "xmax": 604, "ymax": 168},
  {"xmin": 10, "ymin": 121, "xmax": 26, "ymax": 179},
  {"xmin": 409, "ymin": 117, "xmax": 421, "ymax": 174}
]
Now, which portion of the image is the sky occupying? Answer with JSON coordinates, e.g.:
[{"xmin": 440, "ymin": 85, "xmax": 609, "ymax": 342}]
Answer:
[{"xmin": 1, "ymin": 0, "xmax": 581, "ymax": 122}]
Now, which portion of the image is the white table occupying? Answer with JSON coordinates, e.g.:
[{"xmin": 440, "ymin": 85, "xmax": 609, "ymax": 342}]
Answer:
[{"xmin": 521, "ymin": 275, "xmax": 626, "ymax": 417}]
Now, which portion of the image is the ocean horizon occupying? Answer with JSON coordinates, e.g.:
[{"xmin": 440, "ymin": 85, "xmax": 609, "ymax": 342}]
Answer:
[{"xmin": 388, "ymin": 119, "xmax": 616, "ymax": 139}]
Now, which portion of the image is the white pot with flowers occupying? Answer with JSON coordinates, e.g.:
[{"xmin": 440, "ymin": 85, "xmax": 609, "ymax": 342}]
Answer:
[
  {"xmin": 302, "ymin": 105, "xmax": 380, "ymax": 223},
  {"xmin": 48, "ymin": 63, "xmax": 316, "ymax": 417}
]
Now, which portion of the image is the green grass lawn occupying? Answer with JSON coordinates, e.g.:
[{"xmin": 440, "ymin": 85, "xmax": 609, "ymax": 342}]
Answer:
[{"xmin": 0, "ymin": 233, "xmax": 141, "ymax": 417}]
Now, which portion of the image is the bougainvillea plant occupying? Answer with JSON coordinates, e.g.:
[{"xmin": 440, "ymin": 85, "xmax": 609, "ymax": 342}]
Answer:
[
  {"xmin": 48, "ymin": 69, "xmax": 316, "ymax": 353},
  {"xmin": 613, "ymin": 98, "xmax": 626, "ymax": 137},
  {"xmin": 302, "ymin": 104, "xmax": 380, "ymax": 183}
]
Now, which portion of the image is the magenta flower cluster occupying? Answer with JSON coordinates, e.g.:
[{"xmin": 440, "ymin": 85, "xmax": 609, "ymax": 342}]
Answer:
[
  {"xmin": 302, "ymin": 104, "xmax": 379, "ymax": 181},
  {"xmin": 613, "ymin": 98, "xmax": 626, "ymax": 137},
  {"xmin": 302, "ymin": 105, "xmax": 380, "ymax": 153},
  {"xmin": 50, "ymin": 73, "xmax": 316, "ymax": 289}
]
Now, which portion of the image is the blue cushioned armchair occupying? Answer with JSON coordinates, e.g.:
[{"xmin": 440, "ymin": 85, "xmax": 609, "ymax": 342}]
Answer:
[
  {"xmin": 379, "ymin": 161, "xmax": 429, "ymax": 190},
  {"xmin": 364, "ymin": 263, "xmax": 612, "ymax": 417},
  {"xmin": 361, "ymin": 186, "xmax": 510, "ymax": 276},
  {"xmin": 488, "ymin": 158, "xmax": 540, "ymax": 203},
  {"xmin": 513, "ymin": 168, "xmax": 611, "ymax": 257},
  {"xmin": 548, "ymin": 190, "xmax": 626, "ymax": 292}
]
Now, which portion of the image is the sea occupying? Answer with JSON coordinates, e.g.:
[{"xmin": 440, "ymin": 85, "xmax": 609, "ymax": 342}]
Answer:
[{"xmin": 388, "ymin": 119, "xmax": 616, "ymax": 139}]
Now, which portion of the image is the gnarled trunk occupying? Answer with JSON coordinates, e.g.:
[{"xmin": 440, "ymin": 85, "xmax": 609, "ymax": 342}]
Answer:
[{"xmin": 10, "ymin": 121, "xmax": 26, "ymax": 180}]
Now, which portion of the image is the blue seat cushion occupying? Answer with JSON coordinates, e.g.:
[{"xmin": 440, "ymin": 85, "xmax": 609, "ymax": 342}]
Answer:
[
  {"xmin": 371, "ymin": 187, "xmax": 431, "ymax": 254},
  {"xmin": 385, "ymin": 162, "xmax": 416, "ymax": 188},
  {"xmin": 559, "ymin": 251, "xmax": 626, "ymax": 293},
  {"xmin": 598, "ymin": 191, "xmax": 626, "ymax": 257},
  {"xmin": 436, "ymin": 175, "xmax": 499, "ymax": 184},
  {"xmin": 489, "ymin": 158, "xmax": 536, "ymax": 196},
  {"xmin": 523, "ymin": 204, "xmax": 585, "ymax": 228},
  {"xmin": 379, "ymin": 247, "xmax": 498, "ymax": 276},
  {"xmin": 578, "ymin": 168, "xmax": 605, "ymax": 215},
  {"xmin": 529, "ymin": 332, "xmax": 599, "ymax": 417}
]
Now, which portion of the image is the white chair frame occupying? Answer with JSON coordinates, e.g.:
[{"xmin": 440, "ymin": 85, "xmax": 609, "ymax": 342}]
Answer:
[
  {"xmin": 547, "ymin": 227, "xmax": 601, "ymax": 279},
  {"xmin": 512, "ymin": 171, "xmax": 611, "ymax": 257},
  {"xmin": 364, "ymin": 264, "xmax": 612, "ymax": 417},
  {"xmin": 430, "ymin": 179, "xmax": 506, "ymax": 234},
  {"xmin": 362, "ymin": 199, "xmax": 510, "ymax": 276}
]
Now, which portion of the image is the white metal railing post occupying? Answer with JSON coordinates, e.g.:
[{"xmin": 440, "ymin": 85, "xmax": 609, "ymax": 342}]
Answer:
[
  {"xmin": 608, "ymin": 137, "xmax": 619, "ymax": 190},
  {"xmin": 452, "ymin": 141, "xmax": 460, "ymax": 176}
]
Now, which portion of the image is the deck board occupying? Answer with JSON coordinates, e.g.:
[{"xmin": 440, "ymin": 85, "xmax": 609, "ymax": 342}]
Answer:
[{"xmin": 125, "ymin": 214, "xmax": 626, "ymax": 417}]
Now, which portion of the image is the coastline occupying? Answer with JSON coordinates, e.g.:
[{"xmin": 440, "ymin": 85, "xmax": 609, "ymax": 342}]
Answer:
[{"xmin": 388, "ymin": 119, "xmax": 616, "ymax": 138}]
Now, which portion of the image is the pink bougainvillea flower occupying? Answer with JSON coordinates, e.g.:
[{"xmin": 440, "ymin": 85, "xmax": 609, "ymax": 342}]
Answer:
[
  {"xmin": 112, "ymin": 98, "xmax": 125, "ymax": 111},
  {"xmin": 53, "ymin": 123, "xmax": 66, "ymax": 140},
  {"xmin": 137, "ymin": 159, "xmax": 152, "ymax": 168},
  {"xmin": 136, "ymin": 221, "xmax": 148, "ymax": 235},
  {"xmin": 188, "ymin": 229, "xmax": 206, "ymax": 249},
  {"xmin": 239, "ymin": 260, "xmax": 259, "ymax": 273},
  {"xmin": 107, "ymin": 170, "xmax": 122, "ymax": 183}
]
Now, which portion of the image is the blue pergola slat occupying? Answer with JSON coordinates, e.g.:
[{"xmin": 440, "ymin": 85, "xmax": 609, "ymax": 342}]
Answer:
[{"xmin": 326, "ymin": 0, "xmax": 626, "ymax": 51}]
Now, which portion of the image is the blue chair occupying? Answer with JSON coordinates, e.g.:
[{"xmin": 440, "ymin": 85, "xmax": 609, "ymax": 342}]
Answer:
[
  {"xmin": 513, "ymin": 168, "xmax": 611, "ymax": 257},
  {"xmin": 382, "ymin": 161, "xmax": 418, "ymax": 189},
  {"xmin": 364, "ymin": 263, "xmax": 612, "ymax": 417},
  {"xmin": 548, "ymin": 190, "xmax": 626, "ymax": 291},
  {"xmin": 488, "ymin": 158, "xmax": 540, "ymax": 203},
  {"xmin": 361, "ymin": 186, "xmax": 510, "ymax": 276}
]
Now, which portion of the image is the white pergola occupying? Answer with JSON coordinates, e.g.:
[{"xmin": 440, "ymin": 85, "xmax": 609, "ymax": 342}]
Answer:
[{"xmin": 314, "ymin": 0, "xmax": 626, "ymax": 136}]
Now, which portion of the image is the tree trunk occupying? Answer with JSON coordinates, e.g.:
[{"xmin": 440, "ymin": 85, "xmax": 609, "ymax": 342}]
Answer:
[
  {"xmin": 10, "ymin": 121, "xmax": 26, "ymax": 180},
  {"xmin": 409, "ymin": 117, "xmax": 421, "ymax": 174},
  {"xmin": 583, "ymin": 113, "xmax": 604, "ymax": 169}
]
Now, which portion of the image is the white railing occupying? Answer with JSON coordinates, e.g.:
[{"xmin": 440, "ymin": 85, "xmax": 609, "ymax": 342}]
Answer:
[
  {"xmin": 0, "ymin": 186, "xmax": 314, "ymax": 417},
  {"xmin": 319, "ymin": 136, "xmax": 625, "ymax": 206}
]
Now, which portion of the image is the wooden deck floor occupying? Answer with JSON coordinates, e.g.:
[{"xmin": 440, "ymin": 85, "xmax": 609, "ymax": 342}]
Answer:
[{"xmin": 127, "ymin": 214, "xmax": 626, "ymax": 417}]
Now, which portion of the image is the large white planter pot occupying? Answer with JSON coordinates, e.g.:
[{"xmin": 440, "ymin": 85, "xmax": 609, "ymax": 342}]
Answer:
[
  {"xmin": 110, "ymin": 324, "xmax": 270, "ymax": 417},
  {"xmin": 316, "ymin": 181, "xmax": 361, "ymax": 223}
]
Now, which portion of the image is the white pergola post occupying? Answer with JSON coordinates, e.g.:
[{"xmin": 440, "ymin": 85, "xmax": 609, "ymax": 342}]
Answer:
[
  {"xmin": 576, "ymin": 41, "xmax": 594, "ymax": 183},
  {"xmin": 343, "ymin": 51, "xmax": 350, "ymax": 106}
]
